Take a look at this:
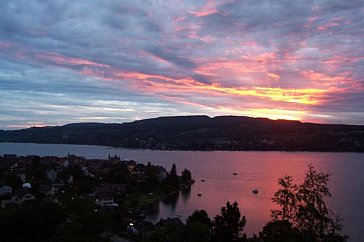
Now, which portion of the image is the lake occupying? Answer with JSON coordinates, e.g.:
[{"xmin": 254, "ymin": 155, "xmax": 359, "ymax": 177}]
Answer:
[{"xmin": 0, "ymin": 142, "xmax": 363, "ymax": 241}]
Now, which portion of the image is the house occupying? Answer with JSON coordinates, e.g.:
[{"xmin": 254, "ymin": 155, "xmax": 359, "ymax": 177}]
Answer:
[
  {"xmin": 124, "ymin": 160, "xmax": 137, "ymax": 174},
  {"xmin": 155, "ymin": 217, "xmax": 184, "ymax": 228},
  {"xmin": 39, "ymin": 185, "xmax": 58, "ymax": 197},
  {"xmin": 127, "ymin": 225, "xmax": 139, "ymax": 236},
  {"xmin": 95, "ymin": 192, "xmax": 116, "ymax": 207},
  {"xmin": 93, "ymin": 183, "xmax": 127, "ymax": 196},
  {"xmin": 93, "ymin": 184, "xmax": 124, "ymax": 208},
  {"xmin": 133, "ymin": 220, "xmax": 154, "ymax": 239},
  {"xmin": 1, "ymin": 199, "xmax": 14, "ymax": 208},
  {"xmin": 12, "ymin": 187, "xmax": 35, "ymax": 204},
  {"xmin": 15, "ymin": 169, "xmax": 26, "ymax": 183},
  {"xmin": 0, "ymin": 184, "xmax": 12, "ymax": 196},
  {"xmin": 52, "ymin": 178, "xmax": 65, "ymax": 188},
  {"xmin": 68, "ymin": 175, "xmax": 74, "ymax": 184},
  {"xmin": 108, "ymin": 154, "xmax": 120, "ymax": 162},
  {"xmin": 45, "ymin": 169, "xmax": 57, "ymax": 182},
  {"xmin": 38, "ymin": 185, "xmax": 51, "ymax": 196},
  {"xmin": 63, "ymin": 159, "xmax": 70, "ymax": 168},
  {"xmin": 81, "ymin": 166, "xmax": 95, "ymax": 177},
  {"xmin": 85, "ymin": 170, "xmax": 95, "ymax": 178}
]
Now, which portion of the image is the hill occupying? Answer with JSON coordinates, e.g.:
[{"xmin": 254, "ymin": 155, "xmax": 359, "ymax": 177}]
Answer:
[{"xmin": 1, "ymin": 115, "xmax": 364, "ymax": 152}]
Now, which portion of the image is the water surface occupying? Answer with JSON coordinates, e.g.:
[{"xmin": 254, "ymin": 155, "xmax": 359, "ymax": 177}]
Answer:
[{"xmin": 0, "ymin": 143, "xmax": 363, "ymax": 241}]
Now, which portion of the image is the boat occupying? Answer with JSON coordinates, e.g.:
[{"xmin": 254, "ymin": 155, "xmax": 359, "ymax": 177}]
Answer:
[
  {"xmin": 197, "ymin": 193, "xmax": 202, "ymax": 197},
  {"xmin": 252, "ymin": 189, "xmax": 259, "ymax": 194},
  {"xmin": 233, "ymin": 173, "xmax": 238, "ymax": 175},
  {"xmin": 201, "ymin": 179, "xmax": 206, "ymax": 182},
  {"xmin": 177, "ymin": 214, "xmax": 181, "ymax": 217}
]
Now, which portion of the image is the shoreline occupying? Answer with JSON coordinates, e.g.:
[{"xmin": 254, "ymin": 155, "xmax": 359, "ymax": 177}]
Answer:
[{"xmin": 1, "ymin": 141, "xmax": 363, "ymax": 154}]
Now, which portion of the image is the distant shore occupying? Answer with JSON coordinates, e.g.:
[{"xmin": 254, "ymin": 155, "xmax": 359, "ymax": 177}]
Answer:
[{"xmin": 1, "ymin": 141, "xmax": 363, "ymax": 153}]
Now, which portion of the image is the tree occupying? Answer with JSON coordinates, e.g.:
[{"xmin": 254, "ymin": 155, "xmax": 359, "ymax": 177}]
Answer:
[
  {"xmin": 186, "ymin": 210, "xmax": 212, "ymax": 242},
  {"xmin": 187, "ymin": 210, "xmax": 212, "ymax": 228},
  {"xmin": 271, "ymin": 175, "xmax": 297, "ymax": 223},
  {"xmin": 271, "ymin": 165, "xmax": 347, "ymax": 242},
  {"xmin": 146, "ymin": 222, "xmax": 184, "ymax": 242},
  {"xmin": 0, "ymin": 202, "xmax": 67, "ymax": 242},
  {"xmin": 3, "ymin": 173, "xmax": 22, "ymax": 191},
  {"xmin": 213, "ymin": 201, "xmax": 247, "ymax": 242},
  {"xmin": 256, "ymin": 220, "xmax": 302, "ymax": 242},
  {"xmin": 181, "ymin": 168, "xmax": 192, "ymax": 182},
  {"xmin": 164, "ymin": 163, "xmax": 179, "ymax": 190},
  {"xmin": 169, "ymin": 163, "xmax": 177, "ymax": 178},
  {"xmin": 54, "ymin": 197, "xmax": 110, "ymax": 242},
  {"xmin": 185, "ymin": 221, "xmax": 211, "ymax": 242}
]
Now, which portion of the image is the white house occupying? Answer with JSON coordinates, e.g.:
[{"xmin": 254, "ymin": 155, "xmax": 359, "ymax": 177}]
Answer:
[
  {"xmin": 45, "ymin": 169, "xmax": 57, "ymax": 182},
  {"xmin": 63, "ymin": 160, "xmax": 70, "ymax": 168},
  {"xmin": 12, "ymin": 187, "xmax": 35, "ymax": 204},
  {"xmin": 95, "ymin": 192, "xmax": 118, "ymax": 207},
  {"xmin": 96, "ymin": 194, "xmax": 114, "ymax": 206},
  {"xmin": 0, "ymin": 184, "xmax": 12, "ymax": 196}
]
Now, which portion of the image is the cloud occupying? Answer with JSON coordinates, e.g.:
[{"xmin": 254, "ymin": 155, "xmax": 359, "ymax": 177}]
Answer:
[{"xmin": 0, "ymin": 0, "xmax": 363, "ymax": 128}]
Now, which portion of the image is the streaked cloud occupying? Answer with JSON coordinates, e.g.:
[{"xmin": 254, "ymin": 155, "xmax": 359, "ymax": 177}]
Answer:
[{"xmin": 0, "ymin": 0, "xmax": 363, "ymax": 129}]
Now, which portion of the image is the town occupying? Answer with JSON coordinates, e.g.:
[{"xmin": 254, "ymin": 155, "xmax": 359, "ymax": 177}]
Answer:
[
  {"xmin": 0, "ymin": 153, "xmax": 349, "ymax": 242},
  {"xmin": 0, "ymin": 153, "xmax": 194, "ymax": 241}
]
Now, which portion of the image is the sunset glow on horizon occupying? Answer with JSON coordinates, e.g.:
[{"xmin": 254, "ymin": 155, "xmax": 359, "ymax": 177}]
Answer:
[{"xmin": 0, "ymin": 0, "xmax": 363, "ymax": 128}]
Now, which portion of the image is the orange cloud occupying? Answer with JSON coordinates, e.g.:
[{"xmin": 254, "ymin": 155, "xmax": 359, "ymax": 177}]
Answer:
[
  {"xmin": 81, "ymin": 65, "xmax": 327, "ymax": 105},
  {"xmin": 302, "ymin": 70, "xmax": 351, "ymax": 85},
  {"xmin": 217, "ymin": 107, "xmax": 306, "ymax": 121},
  {"xmin": 203, "ymin": 86, "xmax": 325, "ymax": 105},
  {"xmin": 267, "ymin": 72, "xmax": 280, "ymax": 80}
]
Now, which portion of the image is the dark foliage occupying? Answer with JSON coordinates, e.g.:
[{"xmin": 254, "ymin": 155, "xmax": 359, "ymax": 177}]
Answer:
[
  {"xmin": 271, "ymin": 165, "xmax": 348, "ymax": 242},
  {"xmin": 0, "ymin": 202, "xmax": 66, "ymax": 242},
  {"xmin": 212, "ymin": 201, "xmax": 247, "ymax": 242},
  {"xmin": 1, "ymin": 116, "xmax": 364, "ymax": 152},
  {"xmin": 146, "ymin": 222, "xmax": 184, "ymax": 242},
  {"xmin": 0, "ymin": 199, "xmax": 111, "ymax": 242},
  {"xmin": 187, "ymin": 210, "xmax": 212, "ymax": 228},
  {"xmin": 181, "ymin": 168, "xmax": 192, "ymax": 182}
]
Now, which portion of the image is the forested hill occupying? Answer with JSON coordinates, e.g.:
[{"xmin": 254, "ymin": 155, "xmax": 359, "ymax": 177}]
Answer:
[{"xmin": 1, "ymin": 115, "xmax": 364, "ymax": 152}]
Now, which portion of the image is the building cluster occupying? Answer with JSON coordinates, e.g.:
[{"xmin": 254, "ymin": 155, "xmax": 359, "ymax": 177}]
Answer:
[{"xmin": 0, "ymin": 153, "xmax": 168, "ymax": 210}]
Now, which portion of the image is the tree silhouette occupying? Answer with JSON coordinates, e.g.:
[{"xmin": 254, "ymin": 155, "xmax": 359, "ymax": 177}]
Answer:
[
  {"xmin": 271, "ymin": 165, "xmax": 347, "ymax": 242},
  {"xmin": 181, "ymin": 168, "xmax": 192, "ymax": 182},
  {"xmin": 187, "ymin": 210, "xmax": 212, "ymax": 228},
  {"xmin": 271, "ymin": 175, "xmax": 297, "ymax": 223},
  {"xmin": 213, "ymin": 201, "xmax": 247, "ymax": 242},
  {"xmin": 169, "ymin": 163, "xmax": 177, "ymax": 178}
]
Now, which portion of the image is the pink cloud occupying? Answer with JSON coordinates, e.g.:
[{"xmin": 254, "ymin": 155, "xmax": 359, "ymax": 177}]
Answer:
[
  {"xmin": 0, "ymin": 42, "xmax": 16, "ymax": 49},
  {"xmin": 36, "ymin": 52, "xmax": 110, "ymax": 68},
  {"xmin": 188, "ymin": 0, "xmax": 218, "ymax": 17},
  {"xmin": 317, "ymin": 17, "xmax": 346, "ymax": 31}
]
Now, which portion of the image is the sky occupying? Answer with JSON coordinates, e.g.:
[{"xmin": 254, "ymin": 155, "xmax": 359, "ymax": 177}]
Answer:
[{"xmin": 0, "ymin": 0, "xmax": 363, "ymax": 129}]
